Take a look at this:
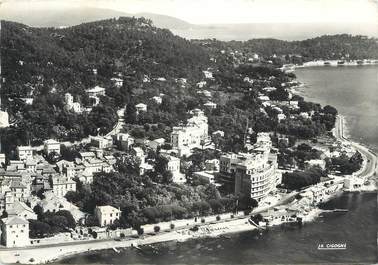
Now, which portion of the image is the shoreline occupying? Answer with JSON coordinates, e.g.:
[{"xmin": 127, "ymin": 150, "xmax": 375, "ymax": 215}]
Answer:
[
  {"xmin": 0, "ymin": 217, "xmax": 257, "ymax": 264},
  {"xmin": 283, "ymin": 60, "xmax": 378, "ymax": 70}
]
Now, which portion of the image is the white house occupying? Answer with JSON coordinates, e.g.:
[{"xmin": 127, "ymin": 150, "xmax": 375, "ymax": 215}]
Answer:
[
  {"xmin": 91, "ymin": 136, "xmax": 113, "ymax": 149},
  {"xmin": 277, "ymin": 113, "xmax": 286, "ymax": 121},
  {"xmin": 259, "ymin": 95, "xmax": 270, "ymax": 102},
  {"xmin": 0, "ymin": 110, "xmax": 9, "ymax": 128},
  {"xmin": 51, "ymin": 175, "xmax": 76, "ymax": 197},
  {"xmin": 131, "ymin": 147, "xmax": 145, "ymax": 164},
  {"xmin": 212, "ymin": 130, "xmax": 225, "ymax": 138},
  {"xmin": 79, "ymin": 152, "xmax": 96, "ymax": 160},
  {"xmin": 86, "ymin": 86, "xmax": 106, "ymax": 97},
  {"xmin": 203, "ymin": 70, "xmax": 214, "ymax": 79},
  {"xmin": 95, "ymin": 205, "xmax": 121, "ymax": 227},
  {"xmin": 16, "ymin": 146, "xmax": 33, "ymax": 161},
  {"xmin": 0, "ymin": 216, "xmax": 29, "ymax": 247},
  {"xmin": 204, "ymin": 101, "xmax": 217, "ymax": 109},
  {"xmin": 135, "ymin": 103, "xmax": 147, "ymax": 113},
  {"xmin": 164, "ymin": 155, "xmax": 186, "ymax": 184},
  {"xmin": 44, "ymin": 139, "xmax": 61, "ymax": 155},
  {"xmin": 300, "ymin": 112, "xmax": 310, "ymax": 119},
  {"xmin": 111, "ymin": 77, "xmax": 123, "ymax": 88},
  {"xmin": 288, "ymin": 101, "xmax": 299, "ymax": 109},
  {"xmin": 262, "ymin": 87, "xmax": 277, "ymax": 92},
  {"xmin": 196, "ymin": 81, "xmax": 207, "ymax": 88},
  {"xmin": 151, "ymin": 96, "xmax": 162, "ymax": 104},
  {"xmin": 82, "ymin": 158, "xmax": 106, "ymax": 176},
  {"xmin": 344, "ymin": 177, "xmax": 364, "ymax": 190},
  {"xmin": 64, "ymin": 93, "xmax": 82, "ymax": 113},
  {"xmin": 171, "ymin": 109, "xmax": 209, "ymax": 153}
]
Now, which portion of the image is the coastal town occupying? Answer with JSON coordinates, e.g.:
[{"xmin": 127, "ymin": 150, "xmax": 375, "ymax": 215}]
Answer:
[{"xmin": 0, "ymin": 18, "xmax": 377, "ymax": 264}]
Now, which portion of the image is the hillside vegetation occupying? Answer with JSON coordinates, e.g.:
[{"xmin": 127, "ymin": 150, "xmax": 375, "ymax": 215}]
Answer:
[
  {"xmin": 0, "ymin": 17, "xmax": 209, "ymax": 151},
  {"xmin": 0, "ymin": 18, "xmax": 365, "ymax": 155},
  {"xmin": 195, "ymin": 34, "xmax": 378, "ymax": 64}
]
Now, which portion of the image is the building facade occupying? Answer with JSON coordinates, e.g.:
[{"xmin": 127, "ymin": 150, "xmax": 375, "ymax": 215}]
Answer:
[
  {"xmin": 0, "ymin": 216, "xmax": 29, "ymax": 247},
  {"xmin": 219, "ymin": 133, "xmax": 281, "ymax": 201},
  {"xmin": 171, "ymin": 109, "xmax": 209, "ymax": 152},
  {"xmin": 164, "ymin": 155, "xmax": 186, "ymax": 184},
  {"xmin": 95, "ymin": 205, "xmax": 121, "ymax": 227},
  {"xmin": 16, "ymin": 146, "xmax": 33, "ymax": 161},
  {"xmin": 44, "ymin": 139, "xmax": 61, "ymax": 155}
]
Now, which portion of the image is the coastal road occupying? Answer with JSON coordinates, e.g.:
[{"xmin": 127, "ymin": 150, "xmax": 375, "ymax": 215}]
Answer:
[{"xmin": 334, "ymin": 115, "xmax": 377, "ymax": 179}]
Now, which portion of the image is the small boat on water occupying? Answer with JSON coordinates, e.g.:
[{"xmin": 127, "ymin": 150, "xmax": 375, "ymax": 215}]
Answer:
[
  {"xmin": 324, "ymin": 61, "xmax": 331, "ymax": 65},
  {"xmin": 337, "ymin": 61, "xmax": 345, "ymax": 65},
  {"xmin": 112, "ymin": 247, "xmax": 120, "ymax": 253},
  {"xmin": 333, "ymin": 209, "xmax": 348, "ymax": 213}
]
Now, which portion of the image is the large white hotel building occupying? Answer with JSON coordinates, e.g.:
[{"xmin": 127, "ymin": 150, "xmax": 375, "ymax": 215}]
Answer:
[{"xmin": 219, "ymin": 133, "xmax": 281, "ymax": 201}]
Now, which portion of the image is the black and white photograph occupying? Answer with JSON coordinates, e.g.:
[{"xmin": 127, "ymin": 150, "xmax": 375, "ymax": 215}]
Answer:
[{"xmin": 0, "ymin": 0, "xmax": 377, "ymax": 264}]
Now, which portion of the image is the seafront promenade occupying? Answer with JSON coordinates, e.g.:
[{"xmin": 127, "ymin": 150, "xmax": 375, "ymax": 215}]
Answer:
[
  {"xmin": 334, "ymin": 115, "xmax": 377, "ymax": 180},
  {"xmin": 0, "ymin": 189, "xmax": 300, "ymax": 264},
  {"xmin": 0, "ymin": 213, "xmax": 256, "ymax": 264}
]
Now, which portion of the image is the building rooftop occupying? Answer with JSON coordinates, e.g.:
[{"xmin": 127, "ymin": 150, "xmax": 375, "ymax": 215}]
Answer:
[
  {"xmin": 7, "ymin": 201, "xmax": 34, "ymax": 216},
  {"xmin": 86, "ymin": 86, "xmax": 106, "ymax": 93},
  {"xmin": 1, "ymin": 216, "xmax": 29, "ymax": 225},
  {"xmin": 10, "ymin": 180, "xmax": 27, "ymax": 189},
  {"xmin": 17, "ymin": 146, "xmax": 33, "ymax": 151},
  {"xmin": 96, "ymin": 205, "xmax": 121, "ymax": 214},
  {"xmin": 44, "ymin": 139, "xmax": 60, "ymax": 145}
]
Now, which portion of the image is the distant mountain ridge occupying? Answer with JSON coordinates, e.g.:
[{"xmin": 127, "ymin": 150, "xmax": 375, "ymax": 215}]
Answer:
[
  {"xmin": 1, "ymin": 6, "xmax": 377, "ymax": 40},
  {"xmin": 0, "ymin": 7, "xmax": 193, "ymax": 30}
]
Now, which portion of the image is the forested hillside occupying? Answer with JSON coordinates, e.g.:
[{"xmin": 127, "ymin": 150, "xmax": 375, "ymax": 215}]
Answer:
[
  {"xmin": 0, "ymin": 17, "xmax": 352, "ymax": 155},
  {"xmin": 0, "ymin": 17, "xmax": 210, "ymax": 151},
  {"xmin": 2, "ymin": 17, "xmax": 208, "ymax": 97},
  {"xmin": 196, "ymin": 34, "xmax": 378, "ymax": 64}
]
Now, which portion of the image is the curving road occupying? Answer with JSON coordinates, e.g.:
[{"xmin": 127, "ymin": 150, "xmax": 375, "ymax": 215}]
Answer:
[{"xmin": 334, "ymin": 115, "xmax": 377, "ymax": 179}]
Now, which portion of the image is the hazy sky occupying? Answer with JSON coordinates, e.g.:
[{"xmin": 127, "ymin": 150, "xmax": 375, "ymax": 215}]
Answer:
[{"xmin": 2, "ymin": 0, "xmax": 378, "ymax": 24}]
